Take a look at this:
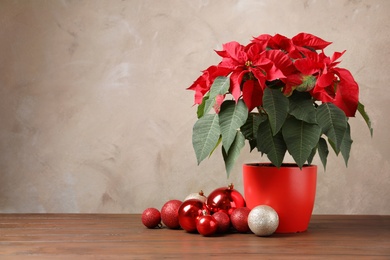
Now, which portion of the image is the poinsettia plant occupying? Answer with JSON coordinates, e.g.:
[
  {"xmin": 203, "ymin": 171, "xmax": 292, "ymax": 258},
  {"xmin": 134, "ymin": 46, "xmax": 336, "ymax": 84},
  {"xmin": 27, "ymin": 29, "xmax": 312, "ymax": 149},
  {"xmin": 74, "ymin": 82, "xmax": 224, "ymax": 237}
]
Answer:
[{"xmin": 187, "ymin": 33, "xmax": 372, "ymax": 176}]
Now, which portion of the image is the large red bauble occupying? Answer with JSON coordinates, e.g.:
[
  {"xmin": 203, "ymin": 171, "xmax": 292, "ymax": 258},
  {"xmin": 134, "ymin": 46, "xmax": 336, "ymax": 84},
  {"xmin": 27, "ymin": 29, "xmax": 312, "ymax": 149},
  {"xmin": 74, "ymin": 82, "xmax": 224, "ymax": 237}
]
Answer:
[
  {"xmin": 178, "ymin": 199, "xmax": 205, "ymax": 232},
  {"xmin": 230, "ymin": 207, "xmax": 251, "ymax": 233},
  {"xmin": 141, "ymin": 208, "xmax": 161, "ymax": 228},
  {"xmin": 212, "ymin": 211, "xmax": 230, "ymax": 233},
  {"xmin": 196, "ymin": 214, "xmax": 218, "ymax": 236},
  {"xmin": 205, "ymin": 183, "xmax": 246, "ymax": 215},
  {"xmin": 161, "ymin": 199, "xmax": 182, "ymax": 229}
]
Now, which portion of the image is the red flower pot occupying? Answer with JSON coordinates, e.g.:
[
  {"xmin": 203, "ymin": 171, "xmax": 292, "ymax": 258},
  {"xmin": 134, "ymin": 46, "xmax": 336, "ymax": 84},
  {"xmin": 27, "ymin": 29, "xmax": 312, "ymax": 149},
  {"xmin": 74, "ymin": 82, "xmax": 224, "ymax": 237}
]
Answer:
[{"xmin": 243, "ymin": 163, "xmax": 317, "ymax": 233}]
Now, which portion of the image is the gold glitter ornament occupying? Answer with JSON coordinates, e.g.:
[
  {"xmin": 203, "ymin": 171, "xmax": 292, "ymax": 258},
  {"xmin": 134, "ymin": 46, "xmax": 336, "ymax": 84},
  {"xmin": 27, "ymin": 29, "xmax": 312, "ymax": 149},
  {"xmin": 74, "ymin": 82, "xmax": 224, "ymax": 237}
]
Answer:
[{"xmin": 248, "ymin": 205, "xmax": 279, "ymax": 236}]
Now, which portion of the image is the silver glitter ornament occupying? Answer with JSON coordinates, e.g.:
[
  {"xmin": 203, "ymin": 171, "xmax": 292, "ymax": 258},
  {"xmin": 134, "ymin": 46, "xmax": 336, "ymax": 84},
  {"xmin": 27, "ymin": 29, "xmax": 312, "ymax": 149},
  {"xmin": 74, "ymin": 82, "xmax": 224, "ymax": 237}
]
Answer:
[
  {"xmin": 248, "ymin": 205, "xmax": 279, "ymax": 236},
  {"xmin": 184, "ymin": 190, "xmax": 207, "ymax": 203}
]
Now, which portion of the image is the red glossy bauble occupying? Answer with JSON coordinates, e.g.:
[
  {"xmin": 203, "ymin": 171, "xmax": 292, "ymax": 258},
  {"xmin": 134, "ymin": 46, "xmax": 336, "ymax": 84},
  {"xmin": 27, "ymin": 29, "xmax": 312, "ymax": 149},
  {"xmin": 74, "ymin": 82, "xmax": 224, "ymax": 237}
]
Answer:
[
  {"xmin": 178, "ymin": 199, "xmax": 205, "ymax": 232},
  {"xmin": 205, "ymin": 183, "xmax": 246, "ymax": 215},
  {"xmin": 196, "ymin": 213, "xmax": 218, "ymax": 236},
  {"xmin": 212, "ymin": 211, "xmax": 230, "ymax": 233},
  {"xmin": 141, "ymin": 208, "xmax": 161, "ymax": 229},
  {"xmin": 230, "ymin": 207, "xmax": 251, "ymax": 233},
  {"xmin": 161, "ymin": 199, "xmax": 182, "ymax": 229}
]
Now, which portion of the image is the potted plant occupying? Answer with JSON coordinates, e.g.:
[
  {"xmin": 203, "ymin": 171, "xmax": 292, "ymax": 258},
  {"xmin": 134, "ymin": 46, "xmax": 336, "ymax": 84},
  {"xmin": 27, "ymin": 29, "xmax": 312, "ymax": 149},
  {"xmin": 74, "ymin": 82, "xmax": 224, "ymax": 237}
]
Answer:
[{"xmin": 187, "ymin": 33, "xmax": 372, "ymax": 233}]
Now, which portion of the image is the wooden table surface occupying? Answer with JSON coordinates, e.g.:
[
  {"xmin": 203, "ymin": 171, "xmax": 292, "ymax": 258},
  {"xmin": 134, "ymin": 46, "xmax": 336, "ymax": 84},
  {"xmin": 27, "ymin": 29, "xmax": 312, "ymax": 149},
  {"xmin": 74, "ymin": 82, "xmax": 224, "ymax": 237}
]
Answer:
[{"xmin": 0, "ymin": 214, "xmax": 389, "ymax": 259}]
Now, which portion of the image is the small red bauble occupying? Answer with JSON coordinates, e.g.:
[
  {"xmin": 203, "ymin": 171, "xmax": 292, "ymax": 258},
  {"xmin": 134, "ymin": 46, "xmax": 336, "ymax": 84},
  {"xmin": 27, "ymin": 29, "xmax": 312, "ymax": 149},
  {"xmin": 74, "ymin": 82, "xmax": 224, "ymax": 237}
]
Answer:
[
  {"xmin": 161, "ymin": 199, "xmax": 182, "ymax": 229},
  {"xmin": 205, "ymin": 183, "xmax": 246, "ymax": 215},
  {"xmin": 178, "ymin": 199, "xmax": 205, "ymax": 232},
  {"xmin": 141, "ymin": 208, "xmax": 161, "ymax": 229},
  {"xmin": 230, "ymin": 207, "xmax": 251, "ymax": 233},
  {"xmin": 196, "ymin": 211, "xmax": 218, "ymax": 236},
  {"xmin": 212, "ymin": 211, "xmax": 231, "ymax": 233}
]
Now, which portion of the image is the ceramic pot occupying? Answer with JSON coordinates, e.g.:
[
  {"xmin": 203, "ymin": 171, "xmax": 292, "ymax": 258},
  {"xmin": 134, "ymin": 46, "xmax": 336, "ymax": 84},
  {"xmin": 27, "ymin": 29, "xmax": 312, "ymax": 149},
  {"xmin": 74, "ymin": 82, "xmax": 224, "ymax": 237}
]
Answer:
[{"xmin": 242, "ymin": 163, "xmax": 317, "ymax": 233}]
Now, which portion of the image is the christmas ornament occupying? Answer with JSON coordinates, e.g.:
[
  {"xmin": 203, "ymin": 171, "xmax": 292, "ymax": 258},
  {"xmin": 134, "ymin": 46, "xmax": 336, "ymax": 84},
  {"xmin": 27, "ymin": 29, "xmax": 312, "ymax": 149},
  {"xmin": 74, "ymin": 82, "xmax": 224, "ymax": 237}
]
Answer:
[
  {"xmin": 178, "ymin": 199, "xmax": 205, "ymax": 232},
  {"xmin": 212, "ymin": 211, "xmax": 230, "ymax": 233},
  {"xmin": 196, "ymin": 210, "xmax": 218, "ymax": 236},
  {"xmin": 141, "ymin": 208, "xmax": 161, "ymax": 229},
  {"xmin": 205, "ymin": 183, "xmax": 246, "ymax": 215},
  {"xmin": 248, "ymin": 205, "xmax": 279, "ymax": 236},
  {"xmin": 230, "ymin": 207, "xmax": 251, "ymax": 233},
  {"xmin": 184, "ymin": 190, "xmax": 207, "ymax": 203},
  {"xmin": 161, "ymin": 199, "xmax": 182, "ymax": 229}
]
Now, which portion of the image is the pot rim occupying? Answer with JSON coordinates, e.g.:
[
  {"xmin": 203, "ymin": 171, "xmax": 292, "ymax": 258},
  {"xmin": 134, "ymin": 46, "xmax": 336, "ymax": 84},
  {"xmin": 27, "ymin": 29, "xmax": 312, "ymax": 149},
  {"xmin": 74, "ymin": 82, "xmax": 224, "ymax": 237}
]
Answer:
[{"xmin": 244, "ymin": 163, "xmax": 317, "ymax": 169}]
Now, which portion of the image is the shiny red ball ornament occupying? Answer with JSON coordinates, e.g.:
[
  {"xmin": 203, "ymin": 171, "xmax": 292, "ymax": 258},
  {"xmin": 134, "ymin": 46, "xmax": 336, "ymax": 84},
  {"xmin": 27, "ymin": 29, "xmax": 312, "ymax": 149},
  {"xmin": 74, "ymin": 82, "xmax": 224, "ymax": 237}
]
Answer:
[
  {"xmin": 178, "ymin": 199, "xmax": 205, "ymax": 232},
  {"xmin": 141, "ymin": 208, "xmax": 161, "ymax": 229},
  {"xmin": 230, "ymin": 207, "xmax": 251, "ymax": 233},
  {"xmin": 161, "ymin": 199, "xmax": 182, "ymax": 229},
  {"xmin": 205, "ymin": 183, "xmax": 246, "ymax": 215},
  {"xmin": 196, "ymin": 210, "xmax": 218, "ymax": 236},
  {"xmin": 212, "ymin": 211, "xmax": 231, "ymax": 233}
]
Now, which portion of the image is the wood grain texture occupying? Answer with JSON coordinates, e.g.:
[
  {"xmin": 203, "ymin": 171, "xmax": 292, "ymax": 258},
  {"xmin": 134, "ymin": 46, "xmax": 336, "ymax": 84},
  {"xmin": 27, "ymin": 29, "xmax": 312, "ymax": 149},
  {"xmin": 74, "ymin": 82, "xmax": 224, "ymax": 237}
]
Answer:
[{"xmin": 0, "ymin": 214, "xmax": 389, "ymax": 259}]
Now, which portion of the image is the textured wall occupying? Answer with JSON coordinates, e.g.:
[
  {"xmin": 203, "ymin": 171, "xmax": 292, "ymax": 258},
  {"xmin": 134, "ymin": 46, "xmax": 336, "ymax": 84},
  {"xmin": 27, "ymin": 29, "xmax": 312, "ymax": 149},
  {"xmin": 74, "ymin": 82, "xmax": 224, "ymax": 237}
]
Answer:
[{"xmin": 0, "ymin": 0, "xmax": 389, "ymax": 214}]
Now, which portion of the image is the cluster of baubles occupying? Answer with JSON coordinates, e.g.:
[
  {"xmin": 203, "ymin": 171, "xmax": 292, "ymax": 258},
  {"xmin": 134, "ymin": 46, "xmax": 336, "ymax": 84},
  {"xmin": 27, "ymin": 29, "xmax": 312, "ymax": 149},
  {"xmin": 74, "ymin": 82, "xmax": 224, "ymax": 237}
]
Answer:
[{"xmin": 141, "ymin": 184, "xmax": 279, "ymax": 237}]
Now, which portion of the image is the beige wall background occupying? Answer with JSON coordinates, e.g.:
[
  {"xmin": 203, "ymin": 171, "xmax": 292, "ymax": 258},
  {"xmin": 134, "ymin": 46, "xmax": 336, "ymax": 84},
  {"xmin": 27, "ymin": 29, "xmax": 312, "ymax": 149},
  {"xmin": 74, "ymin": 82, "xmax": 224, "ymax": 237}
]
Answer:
[{"xmin": 0, "ymin": 0, "xmax": 389, "ymax": 214}]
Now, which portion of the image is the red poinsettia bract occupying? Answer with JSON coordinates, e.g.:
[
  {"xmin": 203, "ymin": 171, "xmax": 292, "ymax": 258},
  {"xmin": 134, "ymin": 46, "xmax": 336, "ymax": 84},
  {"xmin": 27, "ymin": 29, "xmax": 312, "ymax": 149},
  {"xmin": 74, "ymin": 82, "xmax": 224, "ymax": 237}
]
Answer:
[
  {"xmin": 294, "ymin": 50, "xmax": 359, "ymax": 116},
  {"xmin": 187, "ymin": 32, "xmax": 359, "ymax": 117}
]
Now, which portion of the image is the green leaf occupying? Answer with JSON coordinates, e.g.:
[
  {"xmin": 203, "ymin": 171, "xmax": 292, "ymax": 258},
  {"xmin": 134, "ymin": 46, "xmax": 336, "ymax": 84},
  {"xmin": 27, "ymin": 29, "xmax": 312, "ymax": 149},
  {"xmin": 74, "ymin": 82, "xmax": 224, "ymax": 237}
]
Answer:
[
  {"xmin": 222, "ymin": 131, "xmax": 246, "ymax": 177},
  {"xmin": 197, "ymin": 93, "xmax": 210, "ymax": 118},
  {"xmin": 340, "ymin": 122, "xmax": 353, "ymax": 167},
  {"xmin": 209, "ymin": 76, "xmax": 230, "ymax": 99},
  {"xmin": 241, "ymin": 112, "xmax": 267, "ymax": 151},
  {"xmin": 288, "ymin": 92, "xmax": 317, "ymax": 124},
  {"xmin": 209, "ymin": 136, "xmax": 222, "ymax": 158},
  {"xmin": 203, "ymin": 98, "xmax": 215, "ymax": 117},
  {"xmin": 357, "ymin": 101, "xmax": 373, "ymax": 137},
  {"xmin": 192, "ymin": 114, "xmax": 221, "ymax": 164},
  {"xmin": 318, "ymin": 137, "xmax": 329, "ymax": 170},
  {"xmin": 257, "ymin": 120, "xmax": 287, "ymax": 167},
  {"xmin": 316, "ymin": 103, "xmax": 347, "ymax": 153},
  {"xmin": 219, "ymin": 100, "xmax": 248, "ymax": 152},
  {"xmin": 203, "ymin": 76, "xmax": 230, "ymax": 116},
  {"xmin": 263, "ymin": 87, "xmax": 289, "ymax": 135},
  {"xmin": 327, "ymin": 139, "xmax": 339, "ymax": 155},
  {"xmin": 307, "ymin": 146, "xmax": 317, "ymax": 165},
  {"xmin": 282, "ymin": 117, "xmax": 321, "ymax": 169}
]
